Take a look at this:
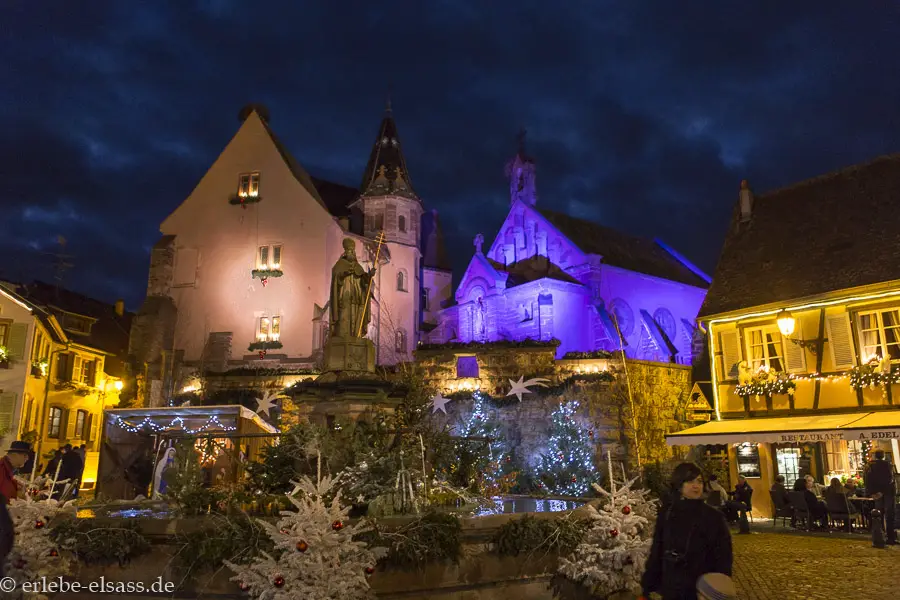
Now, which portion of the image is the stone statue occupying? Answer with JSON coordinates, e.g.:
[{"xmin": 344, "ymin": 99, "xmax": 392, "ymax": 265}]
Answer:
[
  {"xmin": 330, "ymin": 238, "xmax": 376, "ymax": 338},
  {"xmin": 152, "ymin": 447, "xmax": 176, "ymax": 499}
]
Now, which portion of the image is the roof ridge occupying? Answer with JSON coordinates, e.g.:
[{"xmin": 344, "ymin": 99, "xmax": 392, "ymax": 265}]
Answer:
[
  {"xmin": 756, "ymin": 152, "xmax": 900, "ymax": 200},
  {"xmin": 535, "ymin": 206, "xmax": 657, "ymax": 244}
]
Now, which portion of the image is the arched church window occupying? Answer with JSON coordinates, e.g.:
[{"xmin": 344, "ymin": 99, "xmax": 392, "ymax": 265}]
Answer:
[
  {"xmin": 397, "ymin": 270, "xmax": 408, "ymax": 292},
  {"xmin": 395, "ymin": 330, "xmax": 407, "ymax": 354},
  {"xmin": 608, "ymin": 298, "xmax": 635, "ymax": 337},
  {"xmin": 653, "ymin": 308, "xmax": 677, "ymax": 340},
  {"xmin": 399, "ymin": 215, "xmax": 407, "ymax": 232}
]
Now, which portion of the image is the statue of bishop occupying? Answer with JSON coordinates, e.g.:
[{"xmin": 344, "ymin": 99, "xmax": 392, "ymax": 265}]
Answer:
[{"xmin": 330, "ymin": 238, "xmax": 376, "ymax": 338}]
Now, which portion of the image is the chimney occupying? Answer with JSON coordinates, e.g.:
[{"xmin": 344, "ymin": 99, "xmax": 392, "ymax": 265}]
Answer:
[
  {"xmin": 739, "ymin": 179, "xmax": 753, "ymax": 222},
  {"xmin": 114, "ymin": 299, "xmax": 125, "ymax": 317}
]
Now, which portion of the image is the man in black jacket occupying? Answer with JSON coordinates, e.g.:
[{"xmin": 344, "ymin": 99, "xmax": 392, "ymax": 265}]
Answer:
[
  {"xmin": 0, "ymin": 495, "xmax": 13, "ymax": 577},
  {"xmin": 865, "ymin": 450, "xmax": 896, "ymax": 545}
]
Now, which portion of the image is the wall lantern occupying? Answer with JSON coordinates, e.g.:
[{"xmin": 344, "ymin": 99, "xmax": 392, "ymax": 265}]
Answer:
[
  {"xmin": 114, "ymin": 380, "xmax": 124, "ymax": 391},
  {"xmin": 776, "ymin": 309, "xmax": 796, "ymax": 337}
]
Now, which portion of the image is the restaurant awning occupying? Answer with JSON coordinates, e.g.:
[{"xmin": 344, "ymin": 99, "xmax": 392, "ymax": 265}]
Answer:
[{"xmin": 666, "ymin": 410, "xmax": 900, "ymax": 445}]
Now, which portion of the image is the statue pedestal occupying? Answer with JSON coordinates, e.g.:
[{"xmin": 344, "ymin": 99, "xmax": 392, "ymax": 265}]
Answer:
[{"xmin": 323, "ymin": 336, "xmax": 376, "ymax": 374}]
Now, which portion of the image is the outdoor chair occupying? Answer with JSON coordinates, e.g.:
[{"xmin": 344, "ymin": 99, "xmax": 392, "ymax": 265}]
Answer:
[
  {"xmin": 769, "ymin": 490, "xmax": 793, "ymax": 527},
  {"xmin": 788, "ymin": 491, "xmax": 811, "ymax": 530},
  {"xmin": 824, "ymin": 491, "xmax": 859, "ymax": 533}
]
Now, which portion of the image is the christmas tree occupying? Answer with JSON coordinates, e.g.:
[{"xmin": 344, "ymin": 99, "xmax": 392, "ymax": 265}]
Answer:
[
  {"xmin": 451, "ymin": 391, "xmax": 515, "ymax": 495},
  {"xmin": 225, "ymin": 474, "xmax": 386, "ymax": 599},
  {"xmin": 536, "ymin": 400, "xmax": 598, "ymax": 495},
  {"xmin": 557, "ymin": 455, "xmax": 656, "ymax": 597},
  {"xmin": 5, "ymin": 477, "xmax": 74, "ymax": 600}
]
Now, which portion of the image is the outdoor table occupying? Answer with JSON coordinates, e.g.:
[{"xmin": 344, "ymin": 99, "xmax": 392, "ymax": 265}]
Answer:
[{"xmin": 851, "ymin": 497, "xmax": 875, "ymax": 529}]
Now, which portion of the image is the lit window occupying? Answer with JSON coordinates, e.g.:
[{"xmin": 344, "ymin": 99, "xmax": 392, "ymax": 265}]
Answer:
[
  {"xmin": 0, "ymin": 322, "xmax": 8, "ymax": 348},
  {"xmin": 858, "ymin": 308, "xmax": 900, "ymax": 362},
  {"xmin": 745, "ymin": 326, "xmax": 785, "ymax": 372},
  {"xmin": 398, "ymin": 215, "xmax": 407, "ymax": 232},
  {"xmin": 257, "ymin": 245, "xmax": 283, "ymax": 270},
  {"xmin": 395, "ymin": 330, "xmax": 407, "ymax": 354},
  {"xmin": 238, "ymin": 172, "xmax": 260, "ymax": 197},
  {"xmin": 397, "ymin": 270, "xmax": 407, "ymax": 292},
  {"xmin": 74, "ymin": 410, "xmax": 88, "ymax": 438},
  {"xmin": 257, "ymin": 316, "xmax": 281, "ymax": 341},
  {"xmin": 48, "ymin": 407, "xmax": 62, "ymax": 438}
]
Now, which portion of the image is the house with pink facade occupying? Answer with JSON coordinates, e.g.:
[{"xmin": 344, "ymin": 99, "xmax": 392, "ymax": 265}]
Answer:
[
  {"xmin": 130, "ymin": 104, "xmax": 449, "ymax": 406},
  {"xmin": 427, "ymin": 139, "xmax": 710, "ymax": 364}
]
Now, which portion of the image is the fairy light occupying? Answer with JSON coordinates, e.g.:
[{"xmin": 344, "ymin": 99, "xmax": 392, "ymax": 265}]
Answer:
[{"xmin": 111, "ymin": 415, "xmax": 237, "ymax": 434}]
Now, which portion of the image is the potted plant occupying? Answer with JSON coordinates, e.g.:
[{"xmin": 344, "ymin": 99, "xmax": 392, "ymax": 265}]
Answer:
[{"xmin": 0, "ymin": 346, "xmax": 8, "ymax": 369}]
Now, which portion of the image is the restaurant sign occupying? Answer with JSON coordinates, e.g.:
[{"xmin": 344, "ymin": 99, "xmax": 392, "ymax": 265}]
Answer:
[
  {"xmin": 668, "ymin": 426, "xmax": 900, "ymax": 446},
  {"xmin": 774, "ymin": 428, "xmax": 900, "ymax": 443}
]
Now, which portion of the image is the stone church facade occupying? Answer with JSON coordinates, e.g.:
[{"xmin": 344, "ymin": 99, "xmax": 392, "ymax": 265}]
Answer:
[
  {"xmin": 428, "ymin": 140, "xmax": 710, "ymax": 364},
  {"xmin": 130, "ymin": 104, "xmax": 451, "ymax": 406}
]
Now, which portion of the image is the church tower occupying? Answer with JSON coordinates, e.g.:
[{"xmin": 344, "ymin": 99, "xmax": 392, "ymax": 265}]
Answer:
[
  {"xmin": 504, "ymin": 130, "xmax": 537, "ymax": 206},
  {"xmin": 357, "ymin": 100, "xmax": 423, "ymax": 362}
]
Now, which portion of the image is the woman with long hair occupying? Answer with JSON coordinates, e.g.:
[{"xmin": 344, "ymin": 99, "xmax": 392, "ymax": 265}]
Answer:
[{"xmin": 640, "ymin": 463, "xmax": 733, "ymax": 600}]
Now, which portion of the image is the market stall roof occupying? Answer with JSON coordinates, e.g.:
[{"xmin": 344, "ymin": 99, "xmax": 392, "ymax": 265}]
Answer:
[
  {"xmin": 105, "ymin": 404, "xmax": 279, "ymax": 434},
  {"xmin": 666, "ymin": 410, "xmax": 900, "ymax": 445}
]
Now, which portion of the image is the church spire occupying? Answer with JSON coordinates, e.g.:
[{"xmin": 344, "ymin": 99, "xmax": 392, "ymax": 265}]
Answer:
[
  {"xmin": 359, "ymin": 101, "xmax": 418, "ymax": 200},
  {"xmin": 505, "ymin": 128, "xmax": 537, "ymax": 206}
]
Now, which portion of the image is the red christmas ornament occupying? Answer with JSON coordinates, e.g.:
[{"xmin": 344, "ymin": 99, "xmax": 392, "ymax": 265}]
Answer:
[
  {"xmin": 331, "ymin": 520, "xmax": 344, "ymax": 531},
  {"xmin": 14, "ymin": 559, "xmax": 26, "ymax": 569},
  {"xmin": 588, "ymin": 430, "xmax": 594, "ymax": 438},
  {"xmin": 609, "ymin": 528, "xmax": 619, "ymax": 537},
  {"xmin": 259, "ymin": 350, "xmax": 267, "ymax": 359},
  {"xmin": 622, "ymin": 505, "xmax": 632, "ymax": 515},
  {"xmin": 261, "ymin": 278, "xmax": 268, "ymax": 287},
  {"xmin": 35, "ymin": 520, "xmax": 44, "ymax": 529},
  {"xmin": 49, "ymin": 549, "xmax": 58, "ymax": 557},
  {"xmin": 571, "ymin": 476, "xmax": 577, "ymax": 483},
  {"xmin": 239, "ymin": 582, "xmax": 251, "ymax": 591},
  {"xmin": 365, "ymin": 566, "xmax": 375, "ymax": 575},
  {"xmin": 296, "ymin": 540, "xmax": 308, "ymax": 552},
  {"xmin": 273, "ymin": 576, "xmax": 285, "ymax": 588}
]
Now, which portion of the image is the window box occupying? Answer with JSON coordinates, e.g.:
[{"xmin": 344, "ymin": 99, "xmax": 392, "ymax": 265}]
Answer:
[
  {"xmin": 849, "ymin": 361, "xmax": 900, "ymax": 390},
  {"xmin": 229, "ymin": 194, "xmax": 262, "ymax": 208},
  {"xmin": 251, "ymin": 269, "xmax": 284, "ymax": 285},
  {"xmin": 31, "ymin": 358, "xmax": 49, "ymax": 378},
  {"xmin": 248, "ymin": 340, "xmax": 282, "ymax": 352},
  {"xmin": 735, "ymin": 369, "xmax": 796, "ymax": 397},
  {"xmin": 0, "ymin": 346, "xmax": 7, "ymax": 369}
]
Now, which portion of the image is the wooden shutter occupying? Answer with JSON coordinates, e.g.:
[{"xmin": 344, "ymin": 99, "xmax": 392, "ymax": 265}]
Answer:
[
  {"xmin": 86, "ymin": 360, "xmax": 97, "ymax": 387},
  {"xmin": 73, "ymin": 355, "xmax": 83, "ymax": 383},
  {"xmin": 56, "ymin": 352, "xmax": 73, "ymax": 382},
  {"xmin": 64, "ymin": 409, "xmax": 77, "ymax": 440},
  {"xmin": 57, "ymin": 409, "xmax": 68, "ymax": 440},
  {"xmin": 719, "ymin": 330, "xmax": 741, "ymax": 380},
  {"xmin": 0, "ymin": 393, "xmax": 16, "ymax": 435},
  {"xmin": 825, "ymin": 312, "xmax": 857, "ymax": 370},
  {"xmin": 6, "ymin": 323, "xmax": 28, "ymax": 359},
  {"xmin": 86, "ymin": 413, "xmax": 97, "ymax": 442},
  {"xmin": 784, "ymin": 320, "xmax": 808, "ymax": 373}
]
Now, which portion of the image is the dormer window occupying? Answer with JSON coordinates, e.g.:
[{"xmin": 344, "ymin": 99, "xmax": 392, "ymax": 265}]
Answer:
[
  {"xmin": 62, "ymin": 314, "xmax": 92, "ymax": 335},
  {"xmin": 238, "ymin": 172, "xmax": 260, "ymax": 198}
]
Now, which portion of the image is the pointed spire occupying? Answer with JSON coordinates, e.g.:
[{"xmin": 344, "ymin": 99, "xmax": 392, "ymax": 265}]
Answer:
[
  {"xmin": 359, "ymin": 100, "xmax": 418, "ymax": 200},
  {"xmin": 385, "ymin": 84, "xmax": 393, "ymax": 113}
]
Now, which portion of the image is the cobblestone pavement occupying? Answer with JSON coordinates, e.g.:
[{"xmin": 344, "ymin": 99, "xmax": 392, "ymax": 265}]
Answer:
[{"xmin": 732, "ymin": 532, "xmax": 898, "ymax": 599}]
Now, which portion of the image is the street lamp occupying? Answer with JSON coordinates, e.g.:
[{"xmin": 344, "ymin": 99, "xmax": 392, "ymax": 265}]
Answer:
[{"xmin": 777, "ymin": 309, "xmax": 796, "ymax": 337}]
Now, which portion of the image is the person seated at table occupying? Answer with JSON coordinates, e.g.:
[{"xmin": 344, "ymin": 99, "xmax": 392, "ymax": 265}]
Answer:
[
  {"xmin": 826, "ymin": 478, "xmax": 859, "ymax": 514},
  {"xmin": 771, "ymin": 475, "xmax": 790, "ymax": 505},
  {"xmin": 724, "ymin": 476, "xmax": 753, "ymax": 522},
  {"xmin": 844, "ymin": 478, "xmax": 862, "ymax": 497},
  {"xmin": 706, "ymin": 474, "xmax": 728, "ymax": 507},
  {"xmin": 800, "ymin": 477, "xmax": 828, "ymax": 528}
]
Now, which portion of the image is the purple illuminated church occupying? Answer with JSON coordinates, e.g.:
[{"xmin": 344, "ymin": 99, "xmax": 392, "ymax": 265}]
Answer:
[{"xmin": 427, "ymin": 137, "xmax": 710, "ymax": 364}]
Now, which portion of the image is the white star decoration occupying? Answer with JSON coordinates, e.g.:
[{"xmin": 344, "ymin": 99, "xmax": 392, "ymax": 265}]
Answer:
[
  {"xmin": 255, "ymin": 390, "xmax": 282, "ymax": 417},
  {"xmin": 431, "ymin": 392, "xmax": 452, "ymax": 414},
  {"xmin": 507, "ymin": 376, "xmax": 550, "ymax": 402}
]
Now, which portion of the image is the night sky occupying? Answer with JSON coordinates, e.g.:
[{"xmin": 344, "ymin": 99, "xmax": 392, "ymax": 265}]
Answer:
[{"xmin": 4, "ymin": 2, "xmax": 900, "ymax": 309}]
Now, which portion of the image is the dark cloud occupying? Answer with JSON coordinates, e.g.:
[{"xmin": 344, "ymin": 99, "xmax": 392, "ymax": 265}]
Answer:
[{"xmin": 2, "ymin": 1, "xmax": 899, "ymax": 307}]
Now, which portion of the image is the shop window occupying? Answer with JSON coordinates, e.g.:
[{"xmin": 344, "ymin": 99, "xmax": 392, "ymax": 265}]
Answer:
[
  {"xmin": 735, "ymin": 443, "xmax": 761, "ymax": 478},
  {"xmin": 823, "ymin": 439, "xmax": 848, "ymax": 473},
  {"xmin": 857, "ymin": 307, "xmax": 900, "ymax": 362},
  {"xmin": 745, "ymin": 326, "xmax": 785, "ymax": 371},
  {"xmin": 776, "ymin": 447, "xmax": 802, "ymax": 489}
]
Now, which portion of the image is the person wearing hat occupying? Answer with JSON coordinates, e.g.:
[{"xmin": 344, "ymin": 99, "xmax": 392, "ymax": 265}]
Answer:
[
  {"xmin": 640, "ymin": 462, "xmax": 734, "ymax": 600},
  {"xmin": 0, "ymin": 441, "xmax": 31, "ymax": 504}
]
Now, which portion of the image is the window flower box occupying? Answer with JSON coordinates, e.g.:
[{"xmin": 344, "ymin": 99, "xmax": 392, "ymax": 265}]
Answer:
[
  {"xmin": 229, "ymin": 194, "xmax": 262, "ymax": 208},
  {"xmin": 248, "ymin": 340, "xmax": 282, "ymax": 359},
  {"xmin": 251, "ymin": 269, "xmax": 284, "ymax": 287},
  {"xmin": 735, "ymin": 369, "xmax": 796, "ymax": 397},
  {"xmin": 0, "ymin": 346, "xmax": 8, "ymax": 369}
]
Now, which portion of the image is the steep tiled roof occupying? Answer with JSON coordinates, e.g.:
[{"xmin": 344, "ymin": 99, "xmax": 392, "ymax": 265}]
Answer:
[
  {"xmin": 360, "ymin": 106, "xmax": 419, "ymax": 200},
  {"xmin": 699, "ymin": 154, "xmax": 900, "ymax": 318},
  {"xmin": 536, "ymin": 208, "xmax": 709, "ymax": 288},
  {"xmin": 421, "ymin": 210, "xmax": 451, "ymax": 271},
  {"xmin": 310, "ymin": 177, "xmax": 359, "ymax": 217},
  {"xmin": 491, "ymin": 255, "xmax": 581, "ymax": 287}
]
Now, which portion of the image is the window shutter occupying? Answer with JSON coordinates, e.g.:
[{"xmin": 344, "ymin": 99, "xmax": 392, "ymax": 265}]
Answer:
[
  {"xmin": 6, "ymin": 323, "xmax": 28, "ymax": 359},
  {"xmin": 0, "ymin": 393, "xmax": 16, "ymax": 435},
  {"xmin": 825, "ymin": 312, "xmax": 857, "ymax": 370},
  {"xmin": 784, "ymin": 321, "xmax": 808, "ymax": 373},
  {"xmin": 719, "ymin": 330, "xmax": 741, "ymax": 380},
  {"xmin": 87, "ymin": 360, "xmax": 97, "ymax": 387},
  {"xmin": 65, "ymin": 409, "xmax": 77, "ymax": 440},
  {"xmin": 56, "ymin": 353, "xmax": 73, "ymax": 382},
  {"xmin": 58, "ymin": 409, "xmax": 69, "ymax": 440},
  {"xmin": 73, "ymin": 355, "xmax": 83, "ymax": 383},
  {"xmin": 86, "ymin": 413, "xmax": 96, "ymax": 442}
]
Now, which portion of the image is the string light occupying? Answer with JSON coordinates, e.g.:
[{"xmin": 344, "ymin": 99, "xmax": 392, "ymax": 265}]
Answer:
[{"xmin": 111, "ymin": 415, "xmax": 237, "ymax": 434}]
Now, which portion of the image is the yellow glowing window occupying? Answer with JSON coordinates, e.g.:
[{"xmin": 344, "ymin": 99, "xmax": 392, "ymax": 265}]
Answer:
[
  {"xmin": 272, "ymin": 246, "xmax": 282, "ymax": 269},
  {"xmin": 258, "ymin": 317, "xmax": 270, "ymax": 341},
  {"xmin": 745, "ymin": 326, "xmax": 784, "ymax": 372},
  {"xmin": 858, "ymin": 308, "xmax": 900, "ymax": 362},
  {"xmin": 238, "ymin": 172, "xmax": 260, "ymax": 197},
  {"xmin": 258, "ymin": 246, "xmax": 269, "ymax": 268},
  {"xmin": 271, "ymin": 316, "xmax": 281, "ymax": 340}
]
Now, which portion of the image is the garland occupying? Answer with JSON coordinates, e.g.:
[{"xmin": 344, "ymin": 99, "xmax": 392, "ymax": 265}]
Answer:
[
  {"xmin": 251, "ymin": 269, "xmax": 283, "ymax": 281},
  {"xmin": 51, "ymin": 519, "xmax": 150, "ymax": 567},
  {"xmin": 229, "ymin": 194, "xmax": 262, "ymax": 207},
  {"xmin": 735, "ymin": 372, "xmax": 796, "ymax": 397},
  {"xmin": 494, "ymin": 514, "xmax": 586, "ymax": 557},
  {"xmin": 562, "ymin": 350, "xmax": 614, "ymax": 360},
  {"xmin": 849, "ymin": 363, "xmax": 900, "ymax": 390},
  {"xmin": 417, "ymin": 338, "xmax": 561, "ymax": 352},
  {"xmin": 248, "ymin": 340, "xmax": 283, "ymax": 352}
]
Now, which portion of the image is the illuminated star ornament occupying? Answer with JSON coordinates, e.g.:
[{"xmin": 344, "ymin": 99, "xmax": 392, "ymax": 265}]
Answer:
[
  {"xmin": 255, "ymin": 390, "xmax": 282, "ymax": 417},
  {"xmin": 507, "ymin": 376, "xmax": 550, "ymax": 402},
  {"xmin": 431, "ymin": 392, "xmax": 452, "ymax": 414}
]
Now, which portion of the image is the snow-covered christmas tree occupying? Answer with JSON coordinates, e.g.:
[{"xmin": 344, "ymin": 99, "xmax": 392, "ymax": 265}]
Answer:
[
  {"xmin": 5, "ymin": 476, "xmax": 75, "ymax": 600},
  {"xmin": 557, "ymin": 454, "xmax": 656, "ymax": 598},
  {"xmin": 225, "ymin": 474, "xmax": 386, "ymax": 599},
  {"xmin": 537, "ymin": 400, "xmax": 598, "ymax": 495}
]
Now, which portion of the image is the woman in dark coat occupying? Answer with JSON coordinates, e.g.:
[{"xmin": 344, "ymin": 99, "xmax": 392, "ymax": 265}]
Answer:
[{"xmin": 641, "ymin": 463, "xmax": 733, "ymax": 600}]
